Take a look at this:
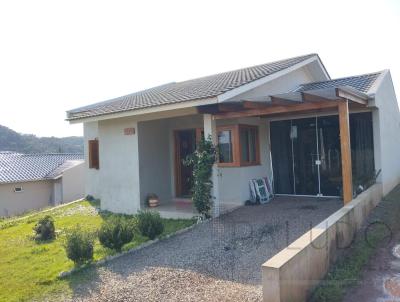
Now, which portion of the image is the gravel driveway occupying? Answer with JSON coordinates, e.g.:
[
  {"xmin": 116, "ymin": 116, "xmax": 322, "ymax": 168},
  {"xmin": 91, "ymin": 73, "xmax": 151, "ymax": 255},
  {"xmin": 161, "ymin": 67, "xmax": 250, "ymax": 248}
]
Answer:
[{"xmin": 62, "ymin": 196, "xmax": 341, "ymax": 302}]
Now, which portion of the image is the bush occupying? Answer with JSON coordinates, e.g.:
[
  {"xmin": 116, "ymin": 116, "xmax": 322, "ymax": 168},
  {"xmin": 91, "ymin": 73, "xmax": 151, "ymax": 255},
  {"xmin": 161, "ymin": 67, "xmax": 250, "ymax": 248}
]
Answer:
[
  {"xmin": 65, "ymin": 226, "xmax": 94, "ymax": 265},
  {"xmin": 98, "ymin": 216, "xmax": 135, "ymax": 251},
  {"xmin": 33, "ymin": 215, "xmax": 55, "ymax": 241},
  {"xmin": 137, "ymin": 210, "xmax": 164, "ymax": 240},
  {"xmin": 183, "ymin": 136, "xmax": 217, "ymax": 218}
]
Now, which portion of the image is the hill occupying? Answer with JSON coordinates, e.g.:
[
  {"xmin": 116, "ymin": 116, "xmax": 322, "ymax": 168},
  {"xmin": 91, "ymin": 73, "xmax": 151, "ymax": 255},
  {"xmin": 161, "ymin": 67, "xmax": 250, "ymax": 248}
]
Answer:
[{"xmin": 0, "ymin": 125, "xmax": 83, "ymax": 154}]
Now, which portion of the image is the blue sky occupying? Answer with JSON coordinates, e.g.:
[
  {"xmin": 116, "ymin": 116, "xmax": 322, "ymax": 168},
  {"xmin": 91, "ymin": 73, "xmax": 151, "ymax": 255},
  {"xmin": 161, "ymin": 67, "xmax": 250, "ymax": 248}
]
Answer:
[{"xmin": 0, "ymin": 0, "xmax": 399, "ymax": 137}]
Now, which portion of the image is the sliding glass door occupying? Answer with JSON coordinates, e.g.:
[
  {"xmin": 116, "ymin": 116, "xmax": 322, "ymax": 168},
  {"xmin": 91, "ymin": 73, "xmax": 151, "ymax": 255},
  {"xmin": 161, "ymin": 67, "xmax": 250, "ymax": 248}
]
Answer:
[
  {"xmin": 271, "ymin": 113, "xmax": 374, "ymax": 197},
  {"xmin": 271, "ymin": 116, "xmax": 341, "ymax": 197}
]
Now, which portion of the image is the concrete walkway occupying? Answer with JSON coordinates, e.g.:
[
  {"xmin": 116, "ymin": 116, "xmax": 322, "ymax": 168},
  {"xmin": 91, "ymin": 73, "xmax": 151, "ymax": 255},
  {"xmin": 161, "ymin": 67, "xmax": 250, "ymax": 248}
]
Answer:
[{"xmin": 62, "ymin": 196, "xmax": 341, "ymax": 302}]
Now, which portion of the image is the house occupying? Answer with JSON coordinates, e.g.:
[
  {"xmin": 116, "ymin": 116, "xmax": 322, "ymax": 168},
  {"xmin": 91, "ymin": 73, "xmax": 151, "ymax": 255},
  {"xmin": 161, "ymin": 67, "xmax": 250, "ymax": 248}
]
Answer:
[
  {"xmin": 0, "ymin": 152, "xmax": 84, "ymax": 217},
  {"xmin": 66, "ymin": 54, "xmax": 400, "ymax": 217}
]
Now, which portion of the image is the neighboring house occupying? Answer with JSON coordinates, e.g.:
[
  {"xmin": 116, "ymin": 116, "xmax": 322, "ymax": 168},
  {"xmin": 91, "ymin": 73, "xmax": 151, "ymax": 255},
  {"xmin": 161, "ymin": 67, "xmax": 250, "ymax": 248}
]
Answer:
[
  {"xmin": 66, "ymin": 53, "xmax": 400, "ymax": 216},
  {"xmin": 0, "ymin": 152, "xmax": 84, "ymax": 217}
]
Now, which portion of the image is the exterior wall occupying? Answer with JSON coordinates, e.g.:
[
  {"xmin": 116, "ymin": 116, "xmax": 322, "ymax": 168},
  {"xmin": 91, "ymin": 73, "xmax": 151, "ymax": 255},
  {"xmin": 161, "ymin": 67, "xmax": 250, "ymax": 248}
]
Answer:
[
  {"xmin": 97, "ymin": 117, "xmax": 140, "ymax": 214},
  {"xmin": 83, "ymin": 121, "xmax": 101, "ymax": 198},
  {"xmin": 372, "ymin": 72, "xmax": 400, "ymax": 195},
  {"xmin": 262, "ymin": 183, "xmax": 383, "ymax": 302},
  {"xmin": 138, "ymin": 119, "xmax": 172, "ymax": 206},
  {"xmin": 225, "ymin": 66, "xmax": 316, "ymax": 103},
  {"xmin": 216, "ymin": 117, "xmax": 271, "ymax": 205},
  {"xmin": 0, "ymin": 180, "xmax": 53, "ymax": 217},
  {"xmin": 61, "ymin": 162, "xmax": 85, "ymax": 203}
]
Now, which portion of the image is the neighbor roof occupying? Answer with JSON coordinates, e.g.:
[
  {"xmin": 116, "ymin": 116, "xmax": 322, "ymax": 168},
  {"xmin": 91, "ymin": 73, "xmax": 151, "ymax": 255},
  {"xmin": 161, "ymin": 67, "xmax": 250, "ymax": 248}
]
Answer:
[
  {"xmin": 67, "ymin": 54, "xmax": 320, "ymax": 120},
  {"xmin": 294, "ymin": 71, "xmax": 382, "ymax": 94},
  {"xmin": 0, "ymin": 153, "xmax": 84, "ymax": 183}
]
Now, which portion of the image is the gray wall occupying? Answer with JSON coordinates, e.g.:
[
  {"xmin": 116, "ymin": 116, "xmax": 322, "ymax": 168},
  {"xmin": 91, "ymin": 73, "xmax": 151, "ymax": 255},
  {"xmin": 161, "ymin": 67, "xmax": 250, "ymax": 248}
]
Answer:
[
  {"xmin": 0, "ymin": 180, "xmax": 53, "ymax": 217},
  {"xmin": 138, "ymin": 119, "xmax": 172, "ymax": 206},
  {"xmin": 62, "ymin": 162, "xmax": 85, "ymax": 203}
]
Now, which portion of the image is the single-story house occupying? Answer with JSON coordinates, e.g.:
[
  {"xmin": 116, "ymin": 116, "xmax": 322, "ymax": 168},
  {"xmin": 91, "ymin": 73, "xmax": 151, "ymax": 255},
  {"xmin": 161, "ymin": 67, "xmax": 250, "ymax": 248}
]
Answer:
[
  {"xmin": 66, "ymin": 53, "xmax": 400, "ymax": 217},
  {"xmin": 0, "ymin": 152, "xmax": 84, "ymax": 217}
]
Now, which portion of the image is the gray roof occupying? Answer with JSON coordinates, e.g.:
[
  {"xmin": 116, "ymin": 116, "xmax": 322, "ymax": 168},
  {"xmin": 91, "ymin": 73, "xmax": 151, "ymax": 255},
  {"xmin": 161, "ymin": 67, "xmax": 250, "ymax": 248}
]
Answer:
[
  {"xmin": 67, "ymin": 54, "xmax": 318, "ymax": 120},
  {"xmin": 294, "ymin": 71, "xmax": 382, "ymax": 94},
  {"xmin": 0, "ymin": 153, "xmax": 83, "ymax": 183}
]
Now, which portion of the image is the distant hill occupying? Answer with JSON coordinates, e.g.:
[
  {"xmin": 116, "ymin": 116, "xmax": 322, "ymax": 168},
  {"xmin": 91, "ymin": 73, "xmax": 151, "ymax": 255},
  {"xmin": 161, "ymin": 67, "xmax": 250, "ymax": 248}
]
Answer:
[{"xmin": 0, "ymin": 125, "xmax": 83, "ymax": 154}]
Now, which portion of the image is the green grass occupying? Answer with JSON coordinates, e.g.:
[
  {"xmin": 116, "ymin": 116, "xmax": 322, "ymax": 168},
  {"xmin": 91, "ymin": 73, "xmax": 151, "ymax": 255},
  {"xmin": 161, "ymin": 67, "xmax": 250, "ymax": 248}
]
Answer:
[
  {"xmin": 0, "ymin": 201, "xmax": 195, "ymax": 302},
  {"xmin": 310, "ymin": 186, "xmax": 400, "ymax": 302}
]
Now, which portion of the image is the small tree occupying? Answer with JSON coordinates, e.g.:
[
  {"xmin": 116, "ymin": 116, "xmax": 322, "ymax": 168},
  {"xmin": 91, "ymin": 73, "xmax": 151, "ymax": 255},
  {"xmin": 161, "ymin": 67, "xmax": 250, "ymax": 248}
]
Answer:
[
  {"xmin": 33, "ymin": 215, "xmax": 55, "ymax": 241},
  {"xmin": 98, "ymin": 216, "xmax": 135, "ymax": 251},
  {"xmin": 184, "ymin": 135, "xmax": 217, "ymax": 218},
  {"xmin": 65, "ymin": 226, "xmax": 94, "ymax": 265}
]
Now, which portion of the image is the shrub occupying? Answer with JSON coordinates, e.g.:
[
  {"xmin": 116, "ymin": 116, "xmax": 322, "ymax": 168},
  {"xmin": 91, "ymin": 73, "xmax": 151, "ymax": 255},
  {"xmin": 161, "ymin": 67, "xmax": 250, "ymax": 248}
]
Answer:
[
  {"xmin": 137, "ymin": 210, "xmax": 164, "ymax": 240},
  {"xmin": 183, "ymin": 135, "xmax": 217, "ymax": 218},
  {"xmin": 98, "ymin": 216, "xmax": 135, "ymax": 251},
  {"xmin": 65, "ymin": 226, "xmax": 94, "ymax": 265},
  {"xmin": 33, "ymin": 215, "xmax": 55, "ymax": 241}
]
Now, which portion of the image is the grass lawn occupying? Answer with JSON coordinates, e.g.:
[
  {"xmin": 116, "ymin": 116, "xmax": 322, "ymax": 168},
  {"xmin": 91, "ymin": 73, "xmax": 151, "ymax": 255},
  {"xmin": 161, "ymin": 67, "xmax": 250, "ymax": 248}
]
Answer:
[{"xmin": 0, "ymin": 200, "xmax": 195, "ymax": 302}]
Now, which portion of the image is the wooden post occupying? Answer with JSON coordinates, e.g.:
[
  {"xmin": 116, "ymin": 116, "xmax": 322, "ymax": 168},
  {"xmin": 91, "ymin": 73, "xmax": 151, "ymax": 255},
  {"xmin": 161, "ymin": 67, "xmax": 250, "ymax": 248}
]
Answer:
[{"xmin": 338, "ymin": 100, "xmax": 353, "ymax": 204}]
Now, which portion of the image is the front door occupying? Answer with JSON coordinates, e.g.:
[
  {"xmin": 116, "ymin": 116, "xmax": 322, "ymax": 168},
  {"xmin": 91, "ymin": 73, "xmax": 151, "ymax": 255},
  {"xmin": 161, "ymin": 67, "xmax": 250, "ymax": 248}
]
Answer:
[{"xmin": 175, "ymin": 129, "xmax": 197, "ymax": 197}]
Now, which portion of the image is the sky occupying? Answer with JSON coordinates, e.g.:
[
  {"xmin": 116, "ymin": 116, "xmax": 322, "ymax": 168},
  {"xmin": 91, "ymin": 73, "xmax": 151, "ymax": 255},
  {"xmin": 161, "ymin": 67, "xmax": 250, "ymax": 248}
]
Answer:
[{"xmin": 0, "ymin": 0, "xmax": 399, "ymax": 137}]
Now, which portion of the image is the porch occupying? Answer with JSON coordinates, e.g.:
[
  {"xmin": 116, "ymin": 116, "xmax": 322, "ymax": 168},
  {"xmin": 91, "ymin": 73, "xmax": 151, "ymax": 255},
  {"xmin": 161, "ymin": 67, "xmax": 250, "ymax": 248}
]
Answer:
[{"xmin": 137, "ymin": 85, "xmax": 376, "ymax": 218}]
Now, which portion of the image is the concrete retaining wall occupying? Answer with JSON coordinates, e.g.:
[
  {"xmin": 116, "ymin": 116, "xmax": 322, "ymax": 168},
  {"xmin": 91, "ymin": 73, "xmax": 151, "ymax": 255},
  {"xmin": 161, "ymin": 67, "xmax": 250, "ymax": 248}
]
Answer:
[{"xmin": 262, "ymin": 183, "xmax": 383, "ymax": 302}]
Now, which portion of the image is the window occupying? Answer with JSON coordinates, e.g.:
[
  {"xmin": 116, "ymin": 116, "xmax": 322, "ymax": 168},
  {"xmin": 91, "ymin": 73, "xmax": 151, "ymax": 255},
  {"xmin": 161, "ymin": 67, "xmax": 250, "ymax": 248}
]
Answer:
[
  {"xmin": 217, "ymin": 124, "xmax": 260, "ymax": 167},
  {"xmin": 14, "ymin": 187, "xmax": 23, "ymax": 193},
  {"xmin": 240, "ymin": 126, "xmax": 259, "ymax": 165},
  {"xmin": 88, "ymin": 139, "xmax": 99, "ymax": 169},
  {"xmin": 218, "ymin": 129, "xmax": 234, "ymax": 163}
]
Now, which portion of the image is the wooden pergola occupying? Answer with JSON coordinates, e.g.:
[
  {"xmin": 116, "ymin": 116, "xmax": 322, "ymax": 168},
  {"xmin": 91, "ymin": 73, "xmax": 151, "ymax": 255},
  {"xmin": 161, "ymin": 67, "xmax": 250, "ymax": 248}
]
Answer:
[{"xmin": 198, "ymin": 86, "xmax": 370, "ymax": 204}]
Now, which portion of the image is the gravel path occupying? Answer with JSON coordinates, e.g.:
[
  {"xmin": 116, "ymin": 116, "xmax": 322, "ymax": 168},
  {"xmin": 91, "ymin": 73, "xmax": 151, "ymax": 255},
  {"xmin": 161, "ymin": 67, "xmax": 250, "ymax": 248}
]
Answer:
[{"xmin": 62, "ymin": 196, "xmax": 341, "ymax": 302}]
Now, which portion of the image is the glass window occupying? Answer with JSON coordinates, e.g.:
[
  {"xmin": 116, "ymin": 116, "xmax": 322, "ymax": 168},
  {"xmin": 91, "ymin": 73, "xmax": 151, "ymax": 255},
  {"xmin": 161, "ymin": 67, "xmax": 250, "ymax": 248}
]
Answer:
[
  {"xmin": 240, "ymin": 126, "xmax": 258, "ymax": 164},
  {"xmin": 218, "ymin": 130, "xmax": 233, "ymax": 163}
]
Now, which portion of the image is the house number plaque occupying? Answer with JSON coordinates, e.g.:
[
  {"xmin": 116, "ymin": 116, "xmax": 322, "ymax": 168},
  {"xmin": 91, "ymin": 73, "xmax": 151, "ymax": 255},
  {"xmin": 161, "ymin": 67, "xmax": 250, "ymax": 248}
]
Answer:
[{"xmin": 124, "ymin": 127, "xmax": 135, "ymax": 135}]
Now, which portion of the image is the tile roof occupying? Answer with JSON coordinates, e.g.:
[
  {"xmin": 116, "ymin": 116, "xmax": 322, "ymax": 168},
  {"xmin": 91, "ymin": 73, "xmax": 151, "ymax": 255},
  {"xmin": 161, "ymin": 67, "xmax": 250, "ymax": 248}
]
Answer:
[
  {"xmin": 0, "ymin": 153, "xmax": 83, "ymax": 183},
  {"xmin": 67, "ymin": 54, "xmax": 318, "ymax": 120},
  {"xmin": 294, "ymin": 71, "xmax": 382, "ymax": 94}
]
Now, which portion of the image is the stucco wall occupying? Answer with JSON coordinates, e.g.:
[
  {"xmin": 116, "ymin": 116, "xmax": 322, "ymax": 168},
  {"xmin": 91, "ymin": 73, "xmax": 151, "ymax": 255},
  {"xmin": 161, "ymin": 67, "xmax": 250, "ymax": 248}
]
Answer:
[
  {"xmin": 373, "ymin": 72, "xmax": 400, "ymax": 195},
  {"xmin": 0, "ymin": 180, "xmax": 53, "ymax": 217},
  {"xmin": 97, "ymin": 117, "xmax": 140, "ymax": 214},
  {"xmin": 61, "ymin": 162, "xmax": 85, "ymax": 203},
  {"xmin": 216, "ymin": 117, "xmax": 271, "ymax": 205},
  {"xmin": 262, "ymin": 183, "xmax": 383, "ymax": 302},
  {"xmin": 83, "ymin": 121, "xmax": 101, "ymax": 199},
  {"xmin": 138, "ymin": 119, "xmax": 172, "ymax": 206}
]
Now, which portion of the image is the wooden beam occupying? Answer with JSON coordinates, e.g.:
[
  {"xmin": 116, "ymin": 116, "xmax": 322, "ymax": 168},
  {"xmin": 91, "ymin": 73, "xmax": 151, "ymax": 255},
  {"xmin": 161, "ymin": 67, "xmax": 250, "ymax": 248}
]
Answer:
[
  {"xmin": 214, "ymin": 100, "xmax": 339, "ymax": 119},
  {"xmin": 218, "ymin": 102, "xmax": 244, "ymax": 112},
  {"xmin": 336, "ymin": 88, "xmax": 368, "ymax": 105},
  {"xmin": 197, "ymin": 104, "xmax": 220, "ymax": 114},
  {"xmin": 270, "ymin": 96, "xmax": 303, "ymax": 106},
  {"xmin": 242, "ymin": 101, "xmax": 271, "ymax": 109},
  {"xmin": 338, "ymin": 100, "xmax": 353, "ymax": 204}
]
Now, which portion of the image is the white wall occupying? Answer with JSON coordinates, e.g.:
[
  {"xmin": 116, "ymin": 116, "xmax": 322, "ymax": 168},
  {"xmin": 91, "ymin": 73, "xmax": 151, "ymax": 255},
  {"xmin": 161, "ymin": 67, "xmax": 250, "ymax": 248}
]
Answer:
[
  {"xmin": 97, "ymin": 117, "xmax": 141, "ymax": 214},
  {"xmin": 83, "ymin": 121, "xmax": 101, "ymax": 199},
  {"xmin": 138, "ymin": 119, "xmax": 172, "ymax": 206},
  {"xmin": 0, "ymin": 180, "xmax": 53, "ymax": 217},
  {"xmin": 61, "ymin": 162, "xmax": 85, "ymax": 203},
  {"xmin": 373, "ymin": 71, "xmax": 400, "ymax": 195}
]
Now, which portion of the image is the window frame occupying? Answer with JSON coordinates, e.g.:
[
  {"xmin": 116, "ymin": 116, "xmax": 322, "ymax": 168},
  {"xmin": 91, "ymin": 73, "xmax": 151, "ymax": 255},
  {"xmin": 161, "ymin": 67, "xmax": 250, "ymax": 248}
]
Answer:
[
  {"xmin": 217, "ymin": 124, "xmax": 260, "ymax": 167},
  {"xmin": 88, "ymin": 139, "xmax": 99, "ymax": 170}
]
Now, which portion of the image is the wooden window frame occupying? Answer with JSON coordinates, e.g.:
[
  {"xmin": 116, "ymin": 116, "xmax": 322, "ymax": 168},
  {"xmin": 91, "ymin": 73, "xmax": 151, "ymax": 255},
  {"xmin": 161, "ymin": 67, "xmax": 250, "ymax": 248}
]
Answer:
[
  {"xmin": 88, "ymin": 139, "xmax": 99, "ymax": 169},
  {"xmin": 217, "ymin": 124, "xmax": 260, "ymax": 167}
]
